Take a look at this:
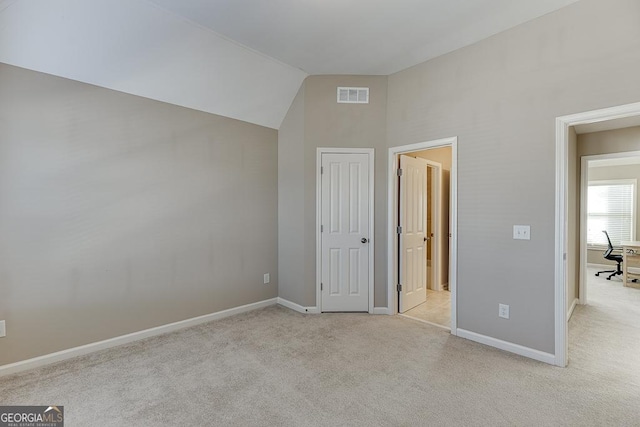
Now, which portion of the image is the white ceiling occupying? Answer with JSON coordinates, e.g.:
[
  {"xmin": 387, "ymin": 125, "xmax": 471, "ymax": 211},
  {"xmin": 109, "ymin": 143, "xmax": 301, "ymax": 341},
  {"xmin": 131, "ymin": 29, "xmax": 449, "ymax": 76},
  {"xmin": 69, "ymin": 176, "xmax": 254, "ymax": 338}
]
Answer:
[
  {"xmin": 147, "ymin": 0, "xmax": 580, "ymax": 75},
  {"xmin": 0, "ymin": 0, "xmax": 580, "ymax": 128}
]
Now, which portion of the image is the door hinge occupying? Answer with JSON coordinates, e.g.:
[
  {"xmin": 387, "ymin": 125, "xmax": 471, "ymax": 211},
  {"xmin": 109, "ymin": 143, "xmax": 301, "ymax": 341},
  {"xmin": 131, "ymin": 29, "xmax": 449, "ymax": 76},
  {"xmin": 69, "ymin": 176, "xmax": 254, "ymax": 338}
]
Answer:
[
  {"xmin": 397, "ymin": 284, "xmax": 402, "ymax": 292},
  {"xmin": 321, "ymin": 282, "xmax": 323, "ymax": 291},
  {"xmin": 321, "ymin": 225, "xmax": 324, "ymax": 232},
  {"xmin": 397, "ymin": 226, "xmax": 402, "ymax": 234},
  {"xmin": 321, "ymin": 166, "xmax": 324, "ymax": 174},
  {"xmin": 397, "ymin": 168, "xmax": 403, "ymax": 176}
]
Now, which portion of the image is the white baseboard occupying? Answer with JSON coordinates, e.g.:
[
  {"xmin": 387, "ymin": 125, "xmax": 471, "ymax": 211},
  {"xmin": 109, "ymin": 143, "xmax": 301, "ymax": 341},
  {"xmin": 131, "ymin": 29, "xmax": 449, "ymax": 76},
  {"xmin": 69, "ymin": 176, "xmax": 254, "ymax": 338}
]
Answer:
[
  {"xmin": 567, "ymin": 298, "xmax": 579, "ymax": 321},
  {"xmin": 277, "ymin": 297, "xmax": 320, "ymax": 314},
  {"xmin": 0, "ymin": 297, "xmax": 278, "ymax": 377},
  {"xmin": 277, "ymin": 299, "xmax": 388, "ymax": 315},
  {"xmin": 373, "ymin": 307, "xmax": 392, "ymax": 315},
  {"xmin": 456, "ymin": 328, "xmax": 556, "ymax": 365}
]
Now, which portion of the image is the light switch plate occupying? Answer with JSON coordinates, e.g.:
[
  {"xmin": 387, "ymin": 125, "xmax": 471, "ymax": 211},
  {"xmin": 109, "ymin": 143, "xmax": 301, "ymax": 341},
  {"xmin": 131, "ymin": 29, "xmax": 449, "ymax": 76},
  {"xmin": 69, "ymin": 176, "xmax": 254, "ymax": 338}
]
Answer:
[
  {"xmin": 513, "ymin": 225, "xmax": 531, "ymax": 240},
  {"xmin": 0, "ymin": 320, "xmax": 5, "ymax": 338},
  {"xmin": 263, "ymin": 273, "xmax": 270, "ymax": 284}
]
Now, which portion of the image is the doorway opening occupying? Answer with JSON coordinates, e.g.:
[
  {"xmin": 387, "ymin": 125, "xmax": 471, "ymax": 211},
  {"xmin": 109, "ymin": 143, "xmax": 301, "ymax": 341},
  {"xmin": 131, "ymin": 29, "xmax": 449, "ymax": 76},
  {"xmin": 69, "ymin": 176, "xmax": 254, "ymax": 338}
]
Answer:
[
  {"xmin": 388, "ymin": 137, "xmax": 458, "ymax": 333},
  {"xmin": 578, "ymin": 150, "xmax": 640, "ymax": 307},
  {"xmin": 556, "ymin": 101, "xmax": 640, "ymax": 367},
  {"xmin": 567, "ymin": 138, "xmax": 640, "ymax": 379}
]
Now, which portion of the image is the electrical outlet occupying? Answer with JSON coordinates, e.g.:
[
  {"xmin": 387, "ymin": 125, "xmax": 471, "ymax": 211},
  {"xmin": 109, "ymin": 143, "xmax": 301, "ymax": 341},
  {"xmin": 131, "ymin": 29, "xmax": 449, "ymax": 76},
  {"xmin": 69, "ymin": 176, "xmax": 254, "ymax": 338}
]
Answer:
[
  {"xmin": 263, "ymin": 273, "xmax": 270, "ymax": 284},
  {"xmin": 499, "ymin": 304, "xmax": 510, "ymax": 319},
  {"xmin": 513, "ymin": 225, "xmax": 531, "ymax": 240},
  {"xmin": 0, "ymin": 320, "xmax": 5, "ymax": 338}
]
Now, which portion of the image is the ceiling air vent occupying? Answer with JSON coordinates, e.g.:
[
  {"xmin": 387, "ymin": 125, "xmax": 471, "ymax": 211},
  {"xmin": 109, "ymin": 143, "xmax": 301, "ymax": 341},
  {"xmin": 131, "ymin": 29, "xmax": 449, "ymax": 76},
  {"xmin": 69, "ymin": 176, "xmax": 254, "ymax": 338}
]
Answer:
[{"xmin": 337, "ymin": 87, "xmax": 369, "ymax": 104}]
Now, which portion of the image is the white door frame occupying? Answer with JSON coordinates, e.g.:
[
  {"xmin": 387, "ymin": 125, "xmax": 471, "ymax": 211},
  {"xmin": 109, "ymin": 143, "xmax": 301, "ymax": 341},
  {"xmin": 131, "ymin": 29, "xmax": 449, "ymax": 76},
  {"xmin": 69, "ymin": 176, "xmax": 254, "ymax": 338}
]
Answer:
[
  {"xmin": 388, "ymin": 137, "xmax": 457, "ymax": 333},
  {"xmin": 423, "ymin": 159, "xmax": 443, "ymax": 291},
  {"xmin": 555, "ymin": 101, "xmax": 640, "ymax": 367},
  {"xmin": 579, "ymin": 151, "xmax": 640, "ymax": 306},
  {"xmin": 316, "ymin": 147, "xmax": 375, "ymax": 314}
]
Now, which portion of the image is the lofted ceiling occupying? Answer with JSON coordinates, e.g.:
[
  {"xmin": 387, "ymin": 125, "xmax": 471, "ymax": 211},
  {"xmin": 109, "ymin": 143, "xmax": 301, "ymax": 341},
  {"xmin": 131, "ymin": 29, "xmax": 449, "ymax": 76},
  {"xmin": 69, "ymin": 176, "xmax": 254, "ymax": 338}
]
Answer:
[
  {"xmin": 0, "ymin": 0, "xmax": 579, "ymax": 128},
  {"xmin": 148, "ymin": 0, "xmax": 580, "ymax": 76}
]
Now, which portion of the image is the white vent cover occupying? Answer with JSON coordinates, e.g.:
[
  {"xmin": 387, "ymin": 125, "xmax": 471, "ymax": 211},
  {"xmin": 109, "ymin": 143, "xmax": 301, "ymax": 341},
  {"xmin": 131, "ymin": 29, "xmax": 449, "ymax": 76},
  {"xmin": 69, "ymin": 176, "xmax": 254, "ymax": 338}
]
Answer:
[{"xmin": 337, "ymin": 87, "xmax": 369, "ymax": 104}]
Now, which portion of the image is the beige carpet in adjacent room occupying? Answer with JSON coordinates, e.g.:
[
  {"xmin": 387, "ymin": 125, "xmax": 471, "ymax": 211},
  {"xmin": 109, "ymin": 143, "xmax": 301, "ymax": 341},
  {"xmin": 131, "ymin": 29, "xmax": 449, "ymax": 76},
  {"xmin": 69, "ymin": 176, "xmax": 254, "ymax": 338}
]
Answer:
[{"xmin": 1, "ymin": 269, "xmax": 638, "ymax": 426}]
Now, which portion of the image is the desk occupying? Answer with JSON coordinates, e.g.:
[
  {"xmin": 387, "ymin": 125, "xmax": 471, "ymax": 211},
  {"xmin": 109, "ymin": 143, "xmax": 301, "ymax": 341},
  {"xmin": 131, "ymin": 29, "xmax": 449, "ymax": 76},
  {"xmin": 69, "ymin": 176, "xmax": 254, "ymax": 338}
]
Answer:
[{"xmin": 620, "ymin": 241, "xmax": 640, "ymax": 288}]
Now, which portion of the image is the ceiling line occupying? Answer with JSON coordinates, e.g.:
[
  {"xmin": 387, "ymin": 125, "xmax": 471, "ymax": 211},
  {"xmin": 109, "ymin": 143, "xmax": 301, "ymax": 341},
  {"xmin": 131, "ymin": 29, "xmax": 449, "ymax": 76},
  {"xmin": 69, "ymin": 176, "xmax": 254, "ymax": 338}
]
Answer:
[{"xmin": 140, "ymin": 0, "xmax": 309, "ymax": 75}]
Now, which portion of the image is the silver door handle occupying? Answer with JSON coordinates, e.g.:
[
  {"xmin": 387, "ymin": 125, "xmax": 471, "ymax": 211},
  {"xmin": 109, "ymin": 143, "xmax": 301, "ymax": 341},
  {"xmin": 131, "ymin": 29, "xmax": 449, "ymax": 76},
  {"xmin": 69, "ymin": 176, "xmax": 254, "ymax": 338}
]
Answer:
[{"xmin": 361, "ymin": 238, "xmax": 369, "ymax": 243}]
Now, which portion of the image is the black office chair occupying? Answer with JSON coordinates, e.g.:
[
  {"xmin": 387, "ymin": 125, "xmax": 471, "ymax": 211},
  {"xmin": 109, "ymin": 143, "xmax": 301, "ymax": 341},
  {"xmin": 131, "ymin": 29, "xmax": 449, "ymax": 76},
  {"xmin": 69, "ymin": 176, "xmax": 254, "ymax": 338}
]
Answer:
[{"xmin": 595, "ymin": 230, "xmax": 623, "ymax": 280}]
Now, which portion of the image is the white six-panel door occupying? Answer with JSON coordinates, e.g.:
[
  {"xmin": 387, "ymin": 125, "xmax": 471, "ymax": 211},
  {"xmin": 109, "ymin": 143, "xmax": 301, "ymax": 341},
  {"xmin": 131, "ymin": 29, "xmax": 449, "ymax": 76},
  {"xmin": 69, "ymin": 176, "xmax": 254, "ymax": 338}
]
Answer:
[
  {"xmin": 399, "ymin": 155, "xmax": 428, "ymax": 313},
  {"xmin": 320, "ymin": 153, "xmax": 370, "ymax": 312}
]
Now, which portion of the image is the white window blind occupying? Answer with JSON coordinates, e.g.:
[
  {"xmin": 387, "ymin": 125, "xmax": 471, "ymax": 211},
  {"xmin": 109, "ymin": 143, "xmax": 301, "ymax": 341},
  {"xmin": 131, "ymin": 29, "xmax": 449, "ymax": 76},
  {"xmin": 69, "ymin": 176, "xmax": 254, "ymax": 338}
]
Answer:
[{"xmin": 587, "ymin": 180, "xmax": 636, "ymax": 247}]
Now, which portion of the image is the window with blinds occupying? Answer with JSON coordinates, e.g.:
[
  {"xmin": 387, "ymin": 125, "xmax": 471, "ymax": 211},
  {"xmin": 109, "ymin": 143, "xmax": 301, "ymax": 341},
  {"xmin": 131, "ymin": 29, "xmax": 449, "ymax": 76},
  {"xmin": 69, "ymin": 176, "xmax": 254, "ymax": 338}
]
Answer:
[{"xmin": 587, "ymin": 179, "xmax": 636, "ymax": 247}]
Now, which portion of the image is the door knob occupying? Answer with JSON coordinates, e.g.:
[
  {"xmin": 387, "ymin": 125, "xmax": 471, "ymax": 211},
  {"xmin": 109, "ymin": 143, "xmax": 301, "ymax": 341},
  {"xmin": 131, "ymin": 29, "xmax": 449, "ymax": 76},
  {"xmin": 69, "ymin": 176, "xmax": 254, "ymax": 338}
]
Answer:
[{"xmin": 361, "ymin": 238, "xmax": 368, "ymax": 243}]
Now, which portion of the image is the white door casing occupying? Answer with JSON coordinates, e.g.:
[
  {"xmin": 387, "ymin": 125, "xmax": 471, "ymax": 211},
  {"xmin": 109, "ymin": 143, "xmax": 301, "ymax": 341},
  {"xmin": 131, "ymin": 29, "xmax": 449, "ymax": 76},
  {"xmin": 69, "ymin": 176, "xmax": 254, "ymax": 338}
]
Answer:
[
  {"xmin": 399, "ymin": 155, "xmax": 429, "ymax": 313},
  {"xmin": 387, "ymin": 137, "xmax": 457, "ymax": 333},
  {"xmin": 556, "ymin": 102, "xmax": 640, "ymax": 367},
  {"xmin": 320, "ymin": 152, "xmax": 372, "ymax": 312}
]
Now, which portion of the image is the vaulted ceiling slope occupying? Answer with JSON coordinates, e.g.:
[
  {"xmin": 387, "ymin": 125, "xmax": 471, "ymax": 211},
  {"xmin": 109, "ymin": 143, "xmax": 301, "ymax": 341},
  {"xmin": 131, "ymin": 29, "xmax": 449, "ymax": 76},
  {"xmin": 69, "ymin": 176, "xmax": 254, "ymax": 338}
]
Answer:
[
  {"xmin": 149, "ymin": 0, "xmax": 580, "ymax": 76},
  {"xmin": 0, "ymin": 0, "xmax": 307, "ymax": 129},
  {"xmin": 0, "ymin": 0, "xmax": 579, "ymax": 129}
]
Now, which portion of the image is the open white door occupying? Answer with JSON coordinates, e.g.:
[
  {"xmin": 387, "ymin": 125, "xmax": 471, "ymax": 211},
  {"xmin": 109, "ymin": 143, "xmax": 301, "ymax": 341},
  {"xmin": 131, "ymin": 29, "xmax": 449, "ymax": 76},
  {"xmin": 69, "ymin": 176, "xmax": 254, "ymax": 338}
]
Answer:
[
  {"xmin": 320, "ymin": 153, "xmax": 371, "ymax": 312},
  {"xmin": 399, "ymin": 155, "xmax": 428, "ymax": 313}
]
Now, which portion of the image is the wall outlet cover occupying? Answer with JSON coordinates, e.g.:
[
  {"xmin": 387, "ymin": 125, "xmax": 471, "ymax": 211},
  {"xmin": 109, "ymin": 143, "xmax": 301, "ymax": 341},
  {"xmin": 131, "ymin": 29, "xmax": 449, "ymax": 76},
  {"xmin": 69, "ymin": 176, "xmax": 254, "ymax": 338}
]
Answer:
[
  {"xmin": 499, "ymin": 304, "xmax": 510, "ymax": 319},
  {"xmin": 263, "ymin": 273, "xmax": 270, "ymax": 284},
  {"xmin": 0, "ymin": 320, "xmax": 5, "ymax": 338}
]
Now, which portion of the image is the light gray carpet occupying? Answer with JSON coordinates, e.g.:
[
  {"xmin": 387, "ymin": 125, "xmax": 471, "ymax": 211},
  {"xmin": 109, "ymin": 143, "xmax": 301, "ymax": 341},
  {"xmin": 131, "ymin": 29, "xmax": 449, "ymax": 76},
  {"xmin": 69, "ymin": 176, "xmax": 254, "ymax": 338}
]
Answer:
[{"xmin": 1, "ymin": 271, "xmax": 639, "ymax": 426}]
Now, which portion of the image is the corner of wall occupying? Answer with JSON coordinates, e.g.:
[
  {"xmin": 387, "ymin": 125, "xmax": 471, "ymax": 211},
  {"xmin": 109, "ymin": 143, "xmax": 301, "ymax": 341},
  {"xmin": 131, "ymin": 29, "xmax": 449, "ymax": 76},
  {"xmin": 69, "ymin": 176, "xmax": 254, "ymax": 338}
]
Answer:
[{"xmin": 277, "ymin": 82, "xmax": 309, "ymax": 306}]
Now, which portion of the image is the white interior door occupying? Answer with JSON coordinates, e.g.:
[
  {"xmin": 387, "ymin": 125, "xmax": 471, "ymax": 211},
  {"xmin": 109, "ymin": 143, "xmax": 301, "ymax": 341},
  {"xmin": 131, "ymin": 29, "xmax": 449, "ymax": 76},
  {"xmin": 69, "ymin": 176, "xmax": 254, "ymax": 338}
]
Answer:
[
  {"xmin": 321, "ymin": 153, "xmax": 370, "ymax": 312},
  {"xmin": 399, "ymin": 155, "xmax": 428, "ymax": 313}
]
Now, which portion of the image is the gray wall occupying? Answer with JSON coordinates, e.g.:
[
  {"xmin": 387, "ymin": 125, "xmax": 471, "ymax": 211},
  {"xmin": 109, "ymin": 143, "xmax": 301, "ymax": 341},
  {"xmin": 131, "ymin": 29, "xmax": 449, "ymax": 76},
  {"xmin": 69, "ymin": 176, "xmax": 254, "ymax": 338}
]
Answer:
[
  {"xmin": 578, "ymin": 126, "xmax": 640, "ymax": 157},
  {"xmin": 278, "ymin": 84, "xmax": 307, "ymax": 304},
  {"xmin": 386, "ymin": 0, "xmax": 640, "ymax": 354},
  {"xmin": 0, "ymin": 63, "xmax": 278, "ymax": 366},
  {"xmin": 278, "ymin": 75, "xmax": 388, "ymax": 307}
]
